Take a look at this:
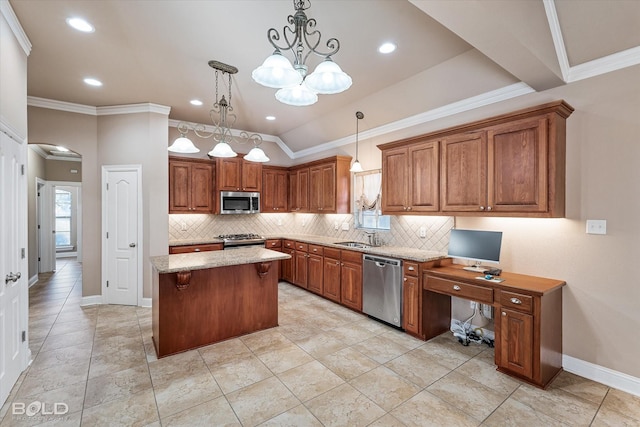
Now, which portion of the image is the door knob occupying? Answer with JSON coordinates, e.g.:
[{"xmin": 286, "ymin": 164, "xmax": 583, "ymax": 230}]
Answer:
[
  {"xmin": 129, "ymin": 243, "xmax": 136, "ymax": 247},
  {"xmin": 5, "ymin": 272, "xmax": 21, "ymax": 284}
]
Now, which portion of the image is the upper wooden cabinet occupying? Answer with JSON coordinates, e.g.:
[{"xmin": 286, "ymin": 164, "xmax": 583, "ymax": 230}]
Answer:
[
  {"xmin": 262, "ymin": 166, "xmax": 288, "ymax": 212},
  {"xmin": 309, "ymin": 156, "xmax": 351, "ymax": 214},
  {"xmin": 289, "ymin": 167, "xmax": 309, "ymax": 212},
  {"xmin": 216, "ymin": 157, "xmax": 262, "ymax": 192},
  {"xmin": 169, "ymin": 157, "xmax": 214, "ymax": 214},
  {"xmin": 381, "ymin": 139, "xmax": 440, "ymax": 214},
  {"xmin": 379, "ymin": 101, "xmax": 573, "ymax": 218}
]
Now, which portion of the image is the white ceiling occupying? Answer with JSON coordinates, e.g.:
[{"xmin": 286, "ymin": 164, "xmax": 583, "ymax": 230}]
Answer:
[{"xmin": 10, "ymin": 0, "xmax": 640, "ymax": 157}]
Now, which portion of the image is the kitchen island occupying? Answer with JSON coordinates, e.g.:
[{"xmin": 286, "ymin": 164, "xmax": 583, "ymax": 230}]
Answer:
[{"xmin": 149, "ymin": 247, "xmax": 290, "ymax": 358}]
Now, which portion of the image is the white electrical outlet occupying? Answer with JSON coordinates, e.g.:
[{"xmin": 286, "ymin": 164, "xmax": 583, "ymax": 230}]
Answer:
[
  {"xmin": 181, "ymin": 222, "xmax": 187, "ymax": 231},
  {"xmin": 334, "ymin": 222, "xmax": 339, "ymax": 230},
  {"xmin": 586, "ymin": 219, "xmax": 607, "ymax": 235},
  {"xmin": 341, "ymin": 222, "xmax": 349, "ymax": 231},
  {"xmin": 419, "ymin": 226, "xmax": 426, "ymax": 238},
  {"xmin": 482, "ymin": 304, "xmax": 493, "ymax": 319},
  {"xmin": 277, "ymin": 218, "xmax": 283, "ymax": 226}
]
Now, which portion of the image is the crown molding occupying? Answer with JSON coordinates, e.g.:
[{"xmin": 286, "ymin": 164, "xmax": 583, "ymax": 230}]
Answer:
[
  {"xmin": 28, "ymin": 96, "xmax": 98, "ymax": 115},
  {"xmin": 292, "ymin": 82, "xmax": 535, "ymax": 159},
  {"xmin": 97, "ymin": 103, "xmax": 171, "ymax": 116},
  {"xmin": 29, "ymin": 144, "xmax": 82, "ymax": 162},
  {"xmin": 543, "ymin": 0, "xmax": 570, "ymax": 82},
  {"xmin": 568, "ymin": 46, "xmax": 640, "ymax": 83},
  {"xmin": 0, "ymin": 0, "xmax": 32, "ymax": 56}
]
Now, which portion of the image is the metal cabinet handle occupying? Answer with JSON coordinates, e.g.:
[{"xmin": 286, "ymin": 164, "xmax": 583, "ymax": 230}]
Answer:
[
  {"xmin": 407, "ymin": 206, "xmax": 412, "ymax": 211},
  {"xmin": 194, "ymin": 248, "xmax": 201, "ymax": 252},
  {"xmin": 502, "ymin": 312, "xmax": 506, "ymax": 316},
  {"xmin": 408, "ymin": 266, "xmax": 415, "ymax": 271},
  {"xmin": 487, "ymin": 206, "xmax": 493, "ymax": 211},
  {"xmin": 403, "ymin": 278, "xmax": 407, "ymax": 282},
  {"xmin": 453, "ymin": 285, "xmax": 461, "ymax": 291},
  {"xmin": 129, "ymin": 243, "xmax": 136, "ymax": 247},
  {"xmin": 510, "ymin": 297, "xmax": 522, "ymax": 305},
  {"xmin": 479, "ymin": 206, "xmax": 485, "ymax": 211}
]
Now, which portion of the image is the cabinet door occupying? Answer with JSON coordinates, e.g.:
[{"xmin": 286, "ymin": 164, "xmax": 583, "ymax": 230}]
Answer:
[
  {"xmin": 307, "ymin": 253, "xmax": 324, "ymax": 294},
  {"xmin": 263, "ymin": 169, "xmax": 288, "ymax": 212},
  {"xmin": 441, "ymin": 132, "xmax": 487, "ymax": 212},
  {"xmin": 309, "ymin": 165, "xmax": 322, "ymax": 212},
  {"xmin": 217, "ymin": 158, "xmax": 242, "ymax": 191},
  {"xmin": 408, "ymin": 140, "xmax": 439, "ymax": 212},
  {"xmin": 402, "ymin": 275, "xmax": 420, "ymax": 335},
  {"xmin": 499, "ymin": 308, "xmax": 533, "ymax": 379},
  {"xmin": 381, "ymin": 147, "xmax": 408, "ymax": 213},
  {"xmin": 242, "ymin": 161, "xmax": 262, "ymax": 192},
  {"xmin": 294, "ymin": 251, "xmax": 308, "ymax": 288},
  {"xmin": 323, "ymin": 257, "xmax": 341, "ymax": 303},
  {"xmin": 340, "ymin": 260, "xmax": 362, "ymax": 311},
  {"xmin": 290, "ymin": 168, "xmax": 309, "ymax": 212},
  {"xmin": 273, "ymin": 169, "xmax": 288, "ymax": 211},
  {"xmin": 190, "ymin": 163, "xmax": 214, "ymax": 212},
  {"xmin": 320, "ymin": 163, "xmax": 336, "ymax": 212},
  {"xmin": 281, "ymin": 248, "xmax": 295, "ymax": 283},
  {"xmin": 487, "ymin": 118, "xmax": 548, "ymax": 213},
  {"xmin": 169, "ymin": 161, "xmax": 191, "ymax": 212}
]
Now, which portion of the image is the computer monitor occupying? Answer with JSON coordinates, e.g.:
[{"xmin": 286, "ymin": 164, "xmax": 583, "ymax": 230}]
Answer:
[{"xmin": 447, "ymin": 229, "xmax": 503, "ymax": 272}]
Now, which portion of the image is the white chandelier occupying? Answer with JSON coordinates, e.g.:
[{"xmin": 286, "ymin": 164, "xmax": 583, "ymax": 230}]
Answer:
[
  {"xmin": 252, "ymin": 0, "xmax": 352, "ymax": 106},
  {"xmin": 168, "ymin": 61, "xmax": 269, "ymax": 162}
]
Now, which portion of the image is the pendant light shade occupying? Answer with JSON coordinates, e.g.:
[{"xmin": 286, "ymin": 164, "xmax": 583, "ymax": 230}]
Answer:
[
  {"xmin": 349, "ymin": 160, "xmax": 363, "ymax": 173},
  {"xmin": 244, "ymin": 146, "xmax": 270, "ymax": 163},
  {"xmin": 252, "ymin": 52, "xmax": 302, "ymax": 89},
  {"xmin": 208, "ymin": 142, "xmax": 237, "ymax": 158},
  {"xmin": 168, "ymin": 136, "xmax": 200, "ymax": 153},
  {"xmin": 275, "ymin": 81, "xmax": 318, "ymax": 106},
  {"xmin": 305, "ymin": 58, "xmax": 352, "ymax": 95},
  {"xmin": 350, "ymin": 111, "xmax": 364, "ymax": 172}
]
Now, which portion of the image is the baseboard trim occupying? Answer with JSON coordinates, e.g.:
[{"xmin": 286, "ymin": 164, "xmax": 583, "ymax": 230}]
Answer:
[
  {"xmin": 28, "ymin": 274, "xmax": 38, "ymax": 287},
  {"xmin": 563, "ymin": 355, "xmax": 640, "ymax": 397},
  {"xmin": 80, "ymin": 295, "xmax": 103, "ymax": 306},
  {"xmin": 139, "ymin": 298, "xmax": 152, "ymax": 308}
]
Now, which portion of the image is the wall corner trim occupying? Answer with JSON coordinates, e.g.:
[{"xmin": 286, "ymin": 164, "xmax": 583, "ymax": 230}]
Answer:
[
  {"xmin": 80, "ymin": 295, "xmax": 103, "ymax": 307},
  {"xmin": 563, "ymin": 354, "xmax": 640, "ymax": 397}
]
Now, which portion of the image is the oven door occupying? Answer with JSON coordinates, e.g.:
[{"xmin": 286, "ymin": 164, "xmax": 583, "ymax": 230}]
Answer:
[{"xmin": 220, "ymin": 192, "xmax": 260, "ymax": 214}]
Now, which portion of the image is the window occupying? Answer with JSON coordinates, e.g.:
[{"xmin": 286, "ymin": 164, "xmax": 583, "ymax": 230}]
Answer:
[
  {"xmin": 353, "ymin": 170, "xmax": 391, "ymax": 231},
  {"xmin": 55, "ymin": 189, "xmax": 72, "ymax": 247}
]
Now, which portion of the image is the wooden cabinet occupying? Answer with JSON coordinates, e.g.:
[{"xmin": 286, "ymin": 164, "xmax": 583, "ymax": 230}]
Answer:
[
  {"xmin": 424, "ymin": 262, "xmax": 564, "ymax": 388},
  {"xmin": 379, "ymin": 101, "xmax": 573, "ymax": 218},
  {"xmin": 169, "ymin": 157, "xmax": 214, "ymax": 214},
  {"xmin": 293, "ymin": 242, "xmax": 309, "ymax": 288},
  {"xmin": 402, "ymin": 262, "xmax": 421, "ymax": 336},
  {"xmin": 216, "ymin": 157, "xmax": 262, "ymax": 192},
  {"xmin": 323, "ymin": 247, "xmax": 341, "ymax": 303},
  {"xmin": 168, "ymin": 243, "xmax": 222, "ymax": 254},
  {"xmin": 289, "ymin": 168, "xmax": 309, "ymax": 212},
  {"xmin": 308, "ymin": 157, "xmax": 351, "ymax": 213},
  {"xmin": 281, "ymin": 240, "xmax": 296, "ymax": 283},
  {"xmin": 340, "ymin": 250, "xmax": 362, "ymax": 311},
  {"xmin": 381, "ymin": 140, "xmax": 440, "ymax": 214},
  {"xmin": 307, "ymin": 245, "xmax": 324, "ymax": 295},
  {"xmin": 262, "ymin": 167, "xmax": 288, "ymax": 212}
]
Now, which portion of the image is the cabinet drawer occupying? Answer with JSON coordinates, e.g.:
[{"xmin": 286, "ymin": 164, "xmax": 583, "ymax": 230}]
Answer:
[
  {"xmin": 283, "ymin": 240, "xmax": 296, "ymax": 249},
  {"xmin": 341, "ymin": 249, "xmax": 363, "ymax": 264},
  {"xmin": 265, "ymin": 239, "xmax": 281, "ymax": 249},
  {"xmin": 324, "ymin": 247, "xmax": 341, "ymax": 259},
  {"xmin": 295, "ymin": 242, "xmax": 309, "ymax": 252},
  {"xmin": 169, "ymin": 243, "xmax": 223, "ymax": 254},
  {"xmin": 426, "ymin": 276, "xmax": 493, "ymax": 304},
  {"xmin": 404, "ymin": 262, "xmax": 419, "ymax": 277},
  {"xmin": 308, "ymin": 244, "xmax": 324, "ymax": 255},
  {"xmin": 500, "ymin": 290, "xmax": 533, "ymax": 314}
]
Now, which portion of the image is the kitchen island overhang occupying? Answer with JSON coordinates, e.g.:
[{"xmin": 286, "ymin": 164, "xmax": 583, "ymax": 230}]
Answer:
[{"xmin": 149, "ymin": 247, "xmax": 291, "ymax": 358}]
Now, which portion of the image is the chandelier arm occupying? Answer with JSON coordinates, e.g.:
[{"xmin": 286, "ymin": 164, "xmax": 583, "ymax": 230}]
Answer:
[
  {"xmin": 238, "ymin": 131, "xmax": 264, "ymax": 146},
  {"xmin": 192, "ymin": 123, "xmax": 214, "ymax": 139}
]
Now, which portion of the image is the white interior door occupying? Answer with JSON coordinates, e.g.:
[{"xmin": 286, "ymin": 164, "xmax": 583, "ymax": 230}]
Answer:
[
  {"xmin": 103, "ymin": 166, "xmax": 142, "ymax": 306},
  {"xmin": 0, "ymin": 131, "xmax": 27, "ymax": 406}
]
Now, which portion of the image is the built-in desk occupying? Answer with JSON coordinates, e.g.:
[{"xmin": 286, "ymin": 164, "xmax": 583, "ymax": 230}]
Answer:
[{"xmin": 423, "ymin": 260, "xmax": 565, "ymax": 388}]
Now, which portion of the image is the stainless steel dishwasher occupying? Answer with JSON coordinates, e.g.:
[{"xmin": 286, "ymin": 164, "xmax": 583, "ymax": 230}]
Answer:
[{"xmin": 362, "ymin": 254, "xmax": 403, "ymax": 328}]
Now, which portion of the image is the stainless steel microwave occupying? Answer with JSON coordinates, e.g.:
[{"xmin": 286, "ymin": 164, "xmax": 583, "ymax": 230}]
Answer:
[{"xmin": 220, "ymin": 191, "xmax": 260, "ymax": 214}]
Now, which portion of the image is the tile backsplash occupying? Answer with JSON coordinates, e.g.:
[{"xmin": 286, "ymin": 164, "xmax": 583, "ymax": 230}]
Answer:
[{"xmin": 169, "ymin": 213, "xmax": 453, "ymax": 252}]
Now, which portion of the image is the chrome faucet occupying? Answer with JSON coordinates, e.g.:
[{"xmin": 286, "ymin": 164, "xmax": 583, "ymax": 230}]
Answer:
[{"xmin": 365, "ymin": 231, "xmax": 382, "ymax": 247}]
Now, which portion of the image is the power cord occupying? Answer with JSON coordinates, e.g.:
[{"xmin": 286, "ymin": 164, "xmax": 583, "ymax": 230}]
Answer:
[{"xmin": 450, "ymin": 302, "xmax": 495, "ymax": 347}]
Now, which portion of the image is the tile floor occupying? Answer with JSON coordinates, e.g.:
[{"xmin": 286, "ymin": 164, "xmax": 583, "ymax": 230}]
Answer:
[{"xmin": 1, "ymin": 258, "xmax": 639, "ymax": 426}]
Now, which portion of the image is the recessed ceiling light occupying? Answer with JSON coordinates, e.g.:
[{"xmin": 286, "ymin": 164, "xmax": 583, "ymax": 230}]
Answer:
[
  {"xmin": 265, "ymin": 116, "xmax": 276, "ymax": 121},
  {"xmin": 378, "ymin": 42, "xmax": 397, "ymax": 54},
  {"xmin": 83, "ymin": 78, "xmax": 102, "ymax": 87},
  {"xmin": 66, "ymin": 17, "xmax": 94, "ymax": 33},
  {"xmin": 56, "ymin": 146, "xmax": 70, "ymax": 152},
  {"xmin": 190, "ymin": 99, "xmax": 203, "ymax": 106}
]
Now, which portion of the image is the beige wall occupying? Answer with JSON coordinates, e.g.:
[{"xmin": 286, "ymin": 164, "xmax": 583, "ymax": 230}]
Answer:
[
  {"xmin": 45, "ymin": 159, "xmax": 81, "ymax": 182},
  {"xmin": 26, "ymin": 148, "xmax": 46, "ymax": 280}
]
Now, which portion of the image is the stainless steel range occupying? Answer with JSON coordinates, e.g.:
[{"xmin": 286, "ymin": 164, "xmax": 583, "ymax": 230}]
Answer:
[{"xmin": 218, "ymin": 233, "xmax": 266, "ymax": 249}]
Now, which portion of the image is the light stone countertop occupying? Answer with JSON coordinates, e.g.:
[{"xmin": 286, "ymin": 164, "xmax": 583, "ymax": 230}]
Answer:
[
  {"xmin": 169, "ymin": 233, "xmax": 446, "ymax": 263},
  {"xmin": 150, "ymin": 247, "xmax": 290, "ymax": 274}
]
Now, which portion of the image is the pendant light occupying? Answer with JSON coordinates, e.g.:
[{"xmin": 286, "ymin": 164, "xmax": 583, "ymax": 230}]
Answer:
[{"xmin": 350, "ymin": 111, "xmax": 364, "ymax": 172}]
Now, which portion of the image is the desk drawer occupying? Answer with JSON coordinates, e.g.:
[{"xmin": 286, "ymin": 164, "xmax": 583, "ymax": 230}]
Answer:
[
  {"xmin": 426, "ymin": 276, "xmax": 493, "ymax": 304},
  {"xmin": 500, "ymin": 290, "xmax": 533, "ymax": 314},
  {"xmin": 404, "ymin": 262, "xmax": 419, "ymax": 277}
]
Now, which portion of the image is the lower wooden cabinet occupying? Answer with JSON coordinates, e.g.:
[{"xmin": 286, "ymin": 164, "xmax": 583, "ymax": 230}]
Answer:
[
  {"xmin": 340, "ymin": 250, "xmax": 362, "ymax": 311},
  {"xmin": 307, "ymin": 245, "xmax": 324, "ymax": 295},
  {"xmin": 281, "ymin": 247, "xmax": 295, "ymax": 283},
  {"xmin": 323, "ymin": 248, "xmax": 341, "ymax": 303},
  {"xmin": 403, "ymin": 261, "xmax": 421, "ymax": 336},
  {"xmin": 498, "ymin": 308, "xmax": 533, "ymax": 379}
]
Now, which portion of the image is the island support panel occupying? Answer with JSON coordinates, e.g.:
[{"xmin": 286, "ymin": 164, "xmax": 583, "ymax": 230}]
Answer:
[{"xmin": 152, "ymin": 262, "xmax": 278, "ymax": 358}]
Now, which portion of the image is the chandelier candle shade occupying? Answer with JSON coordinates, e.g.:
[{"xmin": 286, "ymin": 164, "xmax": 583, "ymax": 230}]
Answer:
[
  {"xmin": 252, "ymin": 0, "xmax": 352, "ymax": 106},
  {"xmin": 350, "ymin": 111, "xmax": 364, "ymax": 172},
  {"xmin": 168, "ymin": 61, "xmax": 269, "ymax": 162}
]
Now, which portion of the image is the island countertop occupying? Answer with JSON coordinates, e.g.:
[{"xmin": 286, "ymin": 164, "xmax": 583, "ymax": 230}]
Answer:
[{"xmin": 150, "ymin": 247, "xmax": 291, "ymax": 274}]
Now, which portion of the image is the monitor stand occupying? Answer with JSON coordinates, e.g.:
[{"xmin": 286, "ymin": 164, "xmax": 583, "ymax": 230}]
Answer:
[{"xmin": 462, "ymin": 262, "xmax": 488, "ymax": 273}]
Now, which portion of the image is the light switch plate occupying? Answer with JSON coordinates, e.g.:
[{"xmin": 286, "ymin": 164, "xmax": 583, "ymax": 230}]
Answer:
[
  {"xmin": 586, "ymin": 219, "xmax": 607, "ymax": 235},
  {"xmin": 341, "ymin": 222, "xmax": 349, "ymax": 231}
]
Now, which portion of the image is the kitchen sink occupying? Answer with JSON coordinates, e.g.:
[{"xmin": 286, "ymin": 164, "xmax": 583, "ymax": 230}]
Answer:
[{"xmin": 334, "ymin": 241, "xmax": 370, "ymax": 249}]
